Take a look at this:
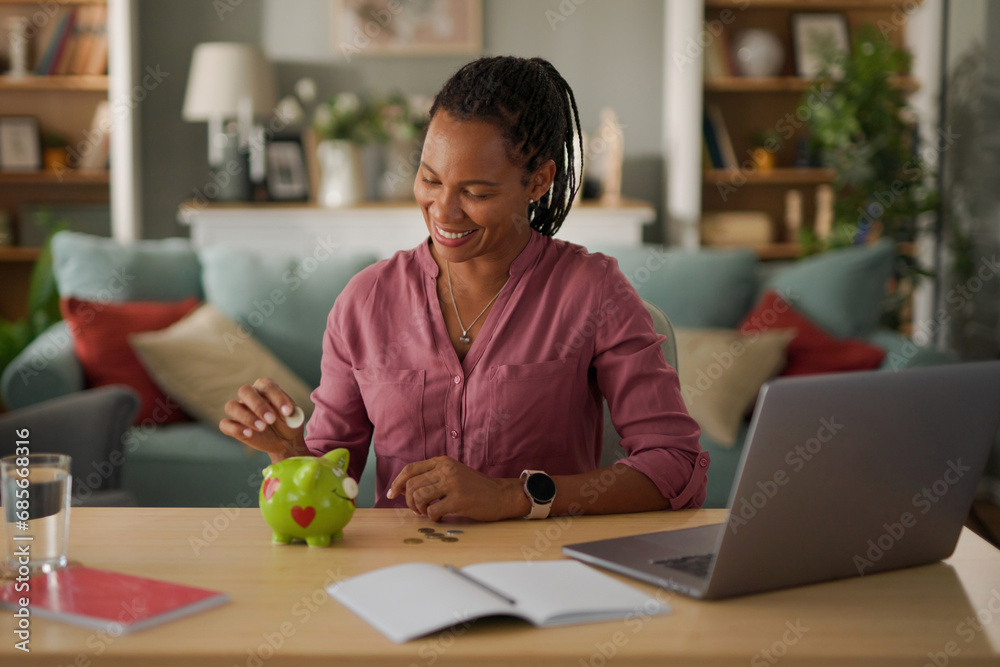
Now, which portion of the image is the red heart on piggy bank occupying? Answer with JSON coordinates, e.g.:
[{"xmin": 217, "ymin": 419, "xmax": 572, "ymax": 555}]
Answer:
[
  {"xmin": 291, "ymin": 505, "xmax": 316, "ymax": 528},
  {"xmin": 262, "ymin": 476, "xmax": 280, "ymax": 501}
]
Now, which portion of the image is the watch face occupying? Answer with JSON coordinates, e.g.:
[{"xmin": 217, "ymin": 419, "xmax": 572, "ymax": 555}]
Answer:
[{"xmin": 526, "ymin": 473, "xmax": 556, "ymax": 503}]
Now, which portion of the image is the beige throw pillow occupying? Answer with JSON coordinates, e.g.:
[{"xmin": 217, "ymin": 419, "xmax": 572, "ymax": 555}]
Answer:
[
  {"xmin": 674, "ymin": 327, "xmax": 795, "ymax": 448},
  {"xmin": 130, "ymin": 304, "xmax": 314, "ymax": 430}
]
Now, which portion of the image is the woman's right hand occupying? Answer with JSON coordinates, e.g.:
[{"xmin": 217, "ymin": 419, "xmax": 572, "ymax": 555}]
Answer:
[{"xmin": 219, "ymin": 377, "xmax": 309, "ymax": 461}]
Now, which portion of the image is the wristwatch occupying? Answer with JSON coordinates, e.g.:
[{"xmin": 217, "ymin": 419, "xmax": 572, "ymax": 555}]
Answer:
[{"xmin": 520, "ymin": 470, "xmax": 556, "ymax": 519}]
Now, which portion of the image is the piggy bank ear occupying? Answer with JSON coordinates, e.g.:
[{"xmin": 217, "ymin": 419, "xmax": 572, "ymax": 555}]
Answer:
[
  {"xmin": 321, "ymin": 448, "xmax": 350, "ymax": 473},
  {"xmin": 293, "ymin": 459, "xmax": 320, "ymax": 493}
]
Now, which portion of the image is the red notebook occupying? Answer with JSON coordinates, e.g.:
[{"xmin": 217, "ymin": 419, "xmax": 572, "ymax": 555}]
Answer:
[{"xmin": 0, "ymin": 566, "xmax": 229, "ymax": 633}]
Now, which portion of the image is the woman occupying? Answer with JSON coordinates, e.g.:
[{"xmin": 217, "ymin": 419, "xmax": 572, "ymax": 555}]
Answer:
[{"xmin": 221, "ymin": 56, "xmax": 709, "ymax": 522}]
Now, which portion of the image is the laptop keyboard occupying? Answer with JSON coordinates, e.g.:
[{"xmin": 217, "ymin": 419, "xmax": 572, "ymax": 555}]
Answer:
[{"xmin": 649, "ymin": 553, "xmax": 715, "ymax": 578}]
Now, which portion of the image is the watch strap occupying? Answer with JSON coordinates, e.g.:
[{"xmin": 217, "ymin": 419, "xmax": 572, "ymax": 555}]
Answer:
[{"xmin": 521, "ymin": 470, "xmax": 554, "ymax": 519}]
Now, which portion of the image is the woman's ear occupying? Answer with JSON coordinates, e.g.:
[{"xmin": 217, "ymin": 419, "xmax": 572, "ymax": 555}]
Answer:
[{"xmin": 529, "ymin": 159, "xmax": 557, "ymax": 201}]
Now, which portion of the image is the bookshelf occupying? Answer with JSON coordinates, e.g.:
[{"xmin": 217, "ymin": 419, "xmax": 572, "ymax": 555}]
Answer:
[
  {"xmin": 0, "ymin": 0, "xmax": 108, "ymax": 319},
  {"xmin": 698, "ymin": 0, "xmax": 921, "ymax": 259}
]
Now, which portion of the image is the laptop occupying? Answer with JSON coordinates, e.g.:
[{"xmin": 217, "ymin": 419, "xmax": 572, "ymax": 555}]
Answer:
[{"xmin": 563, "ymin": 361, "xmax": 1000, "ymax": 599}]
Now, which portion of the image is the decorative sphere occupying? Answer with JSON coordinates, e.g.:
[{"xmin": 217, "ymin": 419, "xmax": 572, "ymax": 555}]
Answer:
[{"xmin": 733, "ymin": 29, "xmax": 784, "ymax": 77}]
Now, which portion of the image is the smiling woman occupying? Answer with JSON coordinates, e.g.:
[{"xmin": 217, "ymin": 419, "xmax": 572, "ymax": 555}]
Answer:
[{"xmin": 221, "ymin": 56, "xmax": 710, "ymax": 524}]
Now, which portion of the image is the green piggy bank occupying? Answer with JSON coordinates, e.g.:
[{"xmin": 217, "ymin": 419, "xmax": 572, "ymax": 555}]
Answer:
[{"xmin": 259, "ymin": 448, "xmax": 358, "ymax": 547}]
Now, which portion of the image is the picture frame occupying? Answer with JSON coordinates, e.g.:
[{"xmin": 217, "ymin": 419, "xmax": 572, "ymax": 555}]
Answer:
[
  {"xmin": 266, "ymin": 139, "xmax": 309, "ymax": 201},
  {"xmin": 791, "ymin": 13, "xmax": 851, "ymax": 79},
  {"xmin": 0, "ymin": 117, "xmax": 42, "ymax": 171},
  {"xmin": 331, "ymin": 0, "xmax": 482, "ymax": 58}
]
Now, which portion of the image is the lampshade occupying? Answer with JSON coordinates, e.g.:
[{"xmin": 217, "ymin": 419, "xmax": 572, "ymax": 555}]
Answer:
[{"xmin": 182, "ymin": 42, "xmax": 277, "ymax": 121}]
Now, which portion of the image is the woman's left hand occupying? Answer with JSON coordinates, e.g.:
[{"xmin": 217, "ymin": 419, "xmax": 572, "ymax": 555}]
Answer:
[{"xmin": 387, "ymin": 456, "xmax": 529, "ymax": 522}]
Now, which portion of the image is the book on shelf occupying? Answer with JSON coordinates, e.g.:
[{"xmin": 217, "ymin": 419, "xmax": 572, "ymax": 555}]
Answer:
[
  {"xmin": 703, "ymin": 27, "xmax": 734, "ymax": 80},
  {"xmin": 703, "ymin": 112, "xmax": 725, "ymax": 170},
  {"xmin": 707, "ymin": 104, "xmax": 738, "ymax": 170},
  {"xmin": 48, "ymin": 5, "xmax": 107, "ymax": 76},
  {"xmin": 34, "ymin": 9, "xmax": 76, "ymax": 76},
  {"xmin": 0, "ymin": 566, "xmax": 229, "ymax": 634},
  {"xmin": 328, "ymin": 560, "xmax": 671, "ymax": 643},
  {"xmin": 81, "ymin": 5, "xmax": 108, "ymax": 76}
]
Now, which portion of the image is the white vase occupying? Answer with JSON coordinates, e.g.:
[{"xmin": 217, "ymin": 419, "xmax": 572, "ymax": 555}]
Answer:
[
  {"xmin": 733, "ymin": 29, "xmax": 784, "ymax": 78},
  {"xmin": 317, "ymin": 140, "xmax": 364, "ymax": 208}
]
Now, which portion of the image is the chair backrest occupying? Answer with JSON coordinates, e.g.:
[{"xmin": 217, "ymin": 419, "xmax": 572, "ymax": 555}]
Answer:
[
  {"xmin": 0, "ymin": 385, "xmax": 139, "ymax": 495},
  {"xmin": 599, "ymin": 299, "xmax": 677, "ymax": 467}
]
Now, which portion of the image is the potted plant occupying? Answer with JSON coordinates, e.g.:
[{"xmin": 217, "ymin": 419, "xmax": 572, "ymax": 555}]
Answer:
[
  {"xmin": 312, "ymin": 92, "xmax": 431, "ymax": 205},
  {"xmin": 0, "ymin": 212, "xmax": 65, "ymax": 400},
  {"xmin": 312, "ymin": 93, "xmax": 381, "ymax": 207},
  {"xmin": 802, "ymin": 25, "xmax": 938, "ymax": 330}
]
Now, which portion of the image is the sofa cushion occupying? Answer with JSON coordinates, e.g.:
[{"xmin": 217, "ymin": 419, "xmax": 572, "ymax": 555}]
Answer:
[
  {"xmin": 591, "ymin": 245, "xmax": 759, "ymax": 329},
  {"xmin": 740, "ymin": 291, "xmax": 886, "ymax": 376},
  {"xmin": 674, "ymin": 327, "xmax": 795, "ymax": 448},
  {"xmin": 763, "ymin": 240, "xmax": 894, "ymax": 339},
  {"xmin": 200, "ymin": 247, "xmax": 378, "ymax": 388},
  {"xmin": 61, "ymin": 297, "xmax": 200, "ymax": 425},
  {"xmin": 130, "ymin": 304, "xmax": 315, "ymax": 430},
  {"xmin": 52, "ymin": 231, "xmax": 203, "ymax": 302}
]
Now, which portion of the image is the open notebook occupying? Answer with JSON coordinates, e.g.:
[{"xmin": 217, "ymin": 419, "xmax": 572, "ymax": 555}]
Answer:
[{"xmin": 327, "ymin": 560, "xmax": 670, "ymax": 643}]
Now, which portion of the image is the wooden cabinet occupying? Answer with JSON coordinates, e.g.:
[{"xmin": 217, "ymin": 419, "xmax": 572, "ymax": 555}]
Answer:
[
  {"xmin": 700, "ymin": 0, "xmax": 919, "ymax": 259},
  {"xmin": 0, "ymin": 0, "xmax": 109, "ymax": 318}
]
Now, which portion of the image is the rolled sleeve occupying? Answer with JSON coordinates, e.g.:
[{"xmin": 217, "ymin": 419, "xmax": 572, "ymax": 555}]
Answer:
[
  {"xmin": 593, "ymin": 259, "xmax": 710, "ymax": 509},
  {"xmin": 304, "ymin": 273, "xmax": 375, "ymax": 483}
]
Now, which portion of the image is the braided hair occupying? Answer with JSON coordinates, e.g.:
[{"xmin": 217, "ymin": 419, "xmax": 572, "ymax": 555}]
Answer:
[{"xmin": 428, "ymin": 56, "xmax": 584, "ymax": 237}]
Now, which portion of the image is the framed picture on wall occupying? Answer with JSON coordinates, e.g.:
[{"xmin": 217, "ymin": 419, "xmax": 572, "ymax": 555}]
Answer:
[
  {"xmin": 0, "ymin": 117, "xmax": 42, "ymax": 171},
  {"xmin": 791, "ymin": 13, "xmax": 850, "ymax": 79},
  {"xmin": 331, "ymin": 0, "xmax": 482, "ymax": 57},
  {"xmin": 266, "ymin": 139, "xmax": 309, "ymax": 201}
]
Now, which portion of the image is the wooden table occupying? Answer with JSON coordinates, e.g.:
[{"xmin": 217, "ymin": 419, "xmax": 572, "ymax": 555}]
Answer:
[{"xmin": 2, "ymin": 508, "xmax": 999, "ymax": 666}]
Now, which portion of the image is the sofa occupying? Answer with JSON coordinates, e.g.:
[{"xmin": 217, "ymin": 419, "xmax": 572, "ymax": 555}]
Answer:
[
  {"xmin": 1, "ymin": 232, "xmax": 955, "ymax": 510},
  {"xmin": 590, "ymin": 239, "xmax": 957, "ymax": 507},
  {"xmin": 1, "ymin": 231, "xmax": 379, "ymax": 508}
]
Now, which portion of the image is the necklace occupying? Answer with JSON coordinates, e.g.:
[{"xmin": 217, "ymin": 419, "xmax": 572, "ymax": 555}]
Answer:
[{"xmin": 446, "ymin": 261, "xmax": 508, "ymax": 344}]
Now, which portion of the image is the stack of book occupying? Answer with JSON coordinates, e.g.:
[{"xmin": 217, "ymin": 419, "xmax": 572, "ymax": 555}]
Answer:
[{"xmin": 33, "ymin": 5, "xmax": 108, "ymax": 76}]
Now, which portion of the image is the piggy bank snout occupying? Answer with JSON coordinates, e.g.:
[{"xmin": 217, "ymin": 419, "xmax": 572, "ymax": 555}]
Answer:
[{"xmin": 342, "ymin": 477, "xmax": 359, "ymax": 500}]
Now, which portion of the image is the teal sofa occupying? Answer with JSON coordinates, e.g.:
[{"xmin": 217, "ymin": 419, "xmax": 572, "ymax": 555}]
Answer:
[
  {"xmin": 1, "ymin": 232, "xmax": 379, "ymax": 508},
  {"xmin": 2, "ymin": 233, "xmax": 955, "ymax": 510},
  {"xmin": 593, "ymin": 240, "xmax": 957, "ymax": 508}
]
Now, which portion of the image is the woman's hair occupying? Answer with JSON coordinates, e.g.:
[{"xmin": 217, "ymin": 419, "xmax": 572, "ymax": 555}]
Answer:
[{"xmin": 428, "ymin": 55, "xmax": 583, "ymax": 237}]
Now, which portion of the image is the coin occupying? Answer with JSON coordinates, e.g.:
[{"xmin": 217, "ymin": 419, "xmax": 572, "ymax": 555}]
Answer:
[
  {"xmin": 425, "ymin": 533, "xmax": 444, "ymax": 539},
  {"xmin": 403, "ymin": 538, "xmax": 423, "ymax": 544},
  {"xmin": 441, "ymin": 537, "xmax": 459, "ymax": 543},
  {"xmin": 417, "ymin": 528, "xmax": 435, "ymax": 534},
  {"xmin": 445, "ymin": 530, "xmax": 464, "ymax": 535}
]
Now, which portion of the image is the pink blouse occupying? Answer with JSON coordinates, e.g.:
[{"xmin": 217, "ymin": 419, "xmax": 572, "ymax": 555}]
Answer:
[{"xmin": 305, "ymin": 230, "xmax": 710, "ymax": 509}]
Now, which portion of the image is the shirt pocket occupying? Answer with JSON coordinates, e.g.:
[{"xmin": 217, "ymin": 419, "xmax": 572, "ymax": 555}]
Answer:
[
  {"xmin": 352, "ymin": 368, "xmax": 426, "ymax": 460},
  {"xmin": 487, "ymin": 357, "xmax": 579, "ymax": 465}
]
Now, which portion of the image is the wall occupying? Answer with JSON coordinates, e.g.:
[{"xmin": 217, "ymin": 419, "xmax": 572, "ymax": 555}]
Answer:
[
  {"xmin": 137, "ymin": 0, "xmax": 666, "ymax": 240},
  {"xmin": 137, "ymin": 0, "xmax": 264, "ymax": 239}
]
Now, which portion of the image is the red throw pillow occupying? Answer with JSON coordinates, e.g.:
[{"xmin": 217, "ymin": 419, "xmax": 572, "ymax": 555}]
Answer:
[
  {"xmin": 62, "ymin": 297, "xmax": 201, "ymax": 425},
  {"xmin": 739, "ymin": 290, "xmax": 886, "ymax": 376}
]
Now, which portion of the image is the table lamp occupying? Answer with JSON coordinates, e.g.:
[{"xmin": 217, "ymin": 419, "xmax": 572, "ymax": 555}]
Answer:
[{"xmin": 182, "ymin": 42, "xmax": 277, "ymax": 200}]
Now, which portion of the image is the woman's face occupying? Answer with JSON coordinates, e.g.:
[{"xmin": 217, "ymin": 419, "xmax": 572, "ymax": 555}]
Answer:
[{"xmin": 415, "ymin": 110, "xmax": 554, "ymax": 268}]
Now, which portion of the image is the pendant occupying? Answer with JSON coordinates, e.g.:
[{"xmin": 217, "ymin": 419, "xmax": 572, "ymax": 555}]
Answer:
[{"xmin": 459, "ymin": 333, "xmax": 471, "ymax": 344}]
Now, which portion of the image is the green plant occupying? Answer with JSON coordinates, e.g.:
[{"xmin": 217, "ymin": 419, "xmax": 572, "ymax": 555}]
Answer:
[
  {"xmin": 0, "ymin": 213, "xmax": 65, "ymax": 398},
  {"xmin": 312, "ymin": 92, "xmax": 431, "ymax": 144},
  {"xmin": 802, "ymin": 25, "xmax": 938, "ymax": 330}
]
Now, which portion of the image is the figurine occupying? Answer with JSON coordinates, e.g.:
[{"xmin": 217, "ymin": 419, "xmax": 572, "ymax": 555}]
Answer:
[
  {"xmin": 595, "ymin": 108, "xmax": 624, "ymax": 204},
  {"xmin": 259, "ymin": 448, "xmax": 358, "ymax": 547}
]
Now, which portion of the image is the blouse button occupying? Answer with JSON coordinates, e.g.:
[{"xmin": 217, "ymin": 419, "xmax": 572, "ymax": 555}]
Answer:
[
  {"xmin": 453, "ymin": 376, "xmax": 461, "ymax": 384},
  {"xmin": 699, "ymin": 457, "xmax": 709, "ymax": 468},
  {"xmin": 450, "ymin": 430, "xmax": 459, "ymax": 439}
]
